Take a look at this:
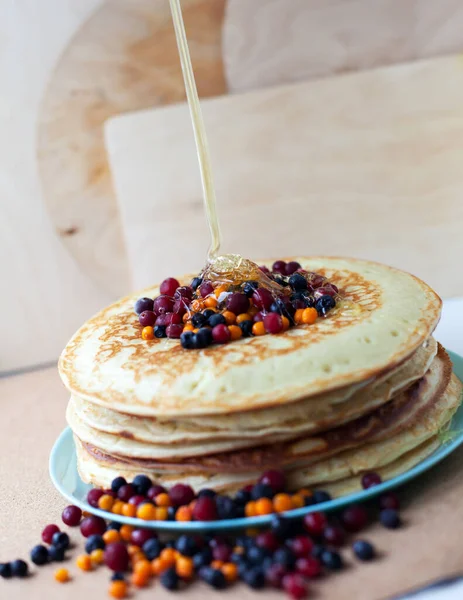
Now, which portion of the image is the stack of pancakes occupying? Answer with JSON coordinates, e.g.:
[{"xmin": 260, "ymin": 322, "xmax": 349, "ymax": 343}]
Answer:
[{"xmin": 59, "ymin": 257, "xmax": 462, "ymax": 496}]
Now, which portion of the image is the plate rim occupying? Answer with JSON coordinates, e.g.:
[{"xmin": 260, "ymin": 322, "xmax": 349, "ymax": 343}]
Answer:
[{"xmin": 49, "ymin": 351, "xmax": 463, "ymax": 532}]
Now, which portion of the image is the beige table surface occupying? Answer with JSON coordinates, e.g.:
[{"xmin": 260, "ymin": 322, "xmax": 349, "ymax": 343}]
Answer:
[{"xmin": 1, "ymin": 365, "xmax": 463, "ymax": 599}]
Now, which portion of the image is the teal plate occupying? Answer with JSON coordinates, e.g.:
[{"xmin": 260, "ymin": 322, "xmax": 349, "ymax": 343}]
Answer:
[{"xmin": 49, "ymin": 351, "xmax": 463, "ymax": 532}]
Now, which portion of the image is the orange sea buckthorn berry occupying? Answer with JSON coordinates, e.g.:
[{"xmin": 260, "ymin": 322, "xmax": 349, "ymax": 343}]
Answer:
[
  {"xmin": 281, "ymin": 315, "xmax": 290, "ymax": 331},
  {"xmin": 109, "ymin": 580, "xmax": 128, "ymax": 599},
  {"xmin": 211, "ymin": 560, "xmax": 224, "ymax": 570},
  {"xmin": 228, "ymin": 325, "xmax": 242, "ymax": 341},
  {"xmin": 297, "ymin": 488, "xmax": 313, "ymax": 498},
  {"xmin": 294, "ymin": 308, "xmax": 304, "ymax": 324},
  {"xmin": 291, "ymin": 494, "xmax": 305, "ymax": 509},
  {"xmin": 54, "ymin": 568, "xmax": 70, "ymax": 583},
  {"xmin": 183, "ymin": 323, "xmax": 194, "ymax": 331},
  {"xmin": 222, "ymin": 310, "xmax": 236, "ymax": 325},
  {"xmin": 155, "ymin": 493, "xmax": 171, "ymax": 507},
  {"xmin": 103, "ymin": 529, "xmax": 121, "ymax": 545},
  {"xmin": 183, "ymin": 313, "xmax": 190, "ymax": 323},
  {"xmin": 111, "ymin": 500, "xmax": 124, "ymax": 515},
  {"xmin": 131, "ymin": 552, "xmax": 146, "ymax": 565},
  {"xmin": 193, "ymin": 328, "xmax": 200, "ymax": 333},
  {"xmin": 151, "ymin": 558, "xmax": 163, "ymax": 576},
  {"xmin": 137, "ymin": 503, "xmax": 156, "ymax": 521},
  {"xmin": 176, "ymin": 556, "xmax": 194, "ymax": 579},
  {"xmin": 214, "ymin": 284, "xmax": 228, "ymax": 298},
  {"xmin": 155, "ymin": 507, "xmax": 168, "ymax": 521},
  {"xmin": 244, "ymin": 501, "xmax": 257, "ymax": 518},
  {"xmin": 76, "ymin": 554, "xmax": 92, "ymax": 571},
  {"xmin": 159, "ymin": 548, "xmax": 177, "ymax": 569},
  {"xmin": 127, "ymin": 545, "xmax": 140, "ymax": 557},
  {"xmin": 119, "ymin": 525, "xmax": 134, "ymax": 542},
  {"xmin": 204, "ymin": 296, "xmax": 218, "ymax": 309},
  {"xmin": 191, "ymin": 299, "xmax": 205, "ymax": 311},
  {"xmin": 90, "ymin": 548, "xmax": 105, "ymax": 565},
  {"xmin": 82, "ymin": 510, "xmax": 92, "ymax": 518},
  {"xmin": 176, "ymin": 506, "xmax": 193, "ymax": 522},
  {"xmin": 255, "ymin": 497, "xmax": 274, "ymax": 516},
  {"xmin": 142, "ymin": 326, "xmax": 155, "ymax": 340},
  {"xmin": 98, "ymin": 494, "xmax": 114, "ymax": 512},
  {"xmin": 302, "ymin": 307, "xmax": 318, "ymax": 325},
  {"xmin": 121, "ymin": 503, "xmax": 136, "ymax": 518},
  {"xmin": 236, "ymin": 313, "xmax": 252, "ymax": 324},
  {"xmin": 248, "ymin": 306, "xmax": 258, "ymax": 317},
  {"xmin": 273, "ymin": 493, "xmax": 294, "ymax": 513},
  {"xmin": 132, "ymin": 571, "xmax": 149, "ymax": 588},
  {"xmin": 252, "ymin": 321, "xmax": 266, "ymax": 336},
  {"xmin": 221, "ymin": 563, "xmax": 238, "ymax": 583},
  {"xmin": 134, "ymin": 560, "xmax": 152, "ymax": 578},
  {"xmin": 233, "ymin": 546, "xmax": 245, "ymax": 555},
  {"xmin": 246, "ymin": 528, "xmax": 260, "ymax": 537}
]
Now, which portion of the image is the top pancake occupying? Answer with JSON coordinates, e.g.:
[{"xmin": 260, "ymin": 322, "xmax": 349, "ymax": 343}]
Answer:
[{"xmin": 59, "ymin": 257, "xmax": 442, "ymax": 416}]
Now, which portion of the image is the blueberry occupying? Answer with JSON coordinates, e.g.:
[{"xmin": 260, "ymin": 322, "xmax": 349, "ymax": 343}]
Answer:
[
  {"xmin": 154, "ymin": 325, "xmax": 167, "ymax": 338},
  {"xmin": 304, "ymin": 495, "xmax": 316, "ymax": 506},
  {"xmin": 238, "ymin": 320, "xmax": 254, "ymax": 337},
  {"xmin": 353, "ymin": 540, "xmax": 375, "ymax": 561},
  {"xmin": 134, "ymin": 297, "xmax": 154, "ymax": 315},
  {"xmin": 180, "ymin": 330, "xmax": 195, "ymax": 349},
  {"xmin": 208, "ymin": 313, "xmax": 226, "ymax": 327},
  {"xmin": 235, "ymin": 535, "xmax": 253, "ymax": 549},
  {"xmin": 52, "ymin": 532, "xmax": 70, "ymax": 550},
  {"xmin": 321, "ymin": 550, "xmax": 343, "ymax": 570},
  {"xmin": 11, "ymin": 559, "xmax": 29, "ymax": 577},
  {"xmin": 270, "ymin": 297, "xmax": 294, "ymax": 319},
  {"xmin": 311, "ymin": 544, "xmax": 325, "ymax": 560},
  {"xmin": 271, "ymin": 515, "xmax": 292, "ymax": 539},
  {"xmin": 243, "ymin": 281, "xmax": 258, "ymax": 297},
  {"xmin": 247, "ymin": 545, "xmax": 269, "ymax": 564},
  {"xmin": 195, "ymin": 327, "xmax": 213, "ymax": 349},
  {"xmin": 230, "ymin": 552, "xmax": 244, "ymax": 564},
  {"xmin": 251, "ymin": 483, "xmax": 274, "ymax": 500},
  {"xmin": 198, "ymin": 488, "xmax": 216, "ymax": 498},
  {"xmin": 234, "ymin": 489, "xmax": 251, "ymax": 505},
  {"xmin": 315, "ymin": 295, "xmax": 336, "ymax": 316},
  {"xmin": 273, "ymin": 276, "xmax": 289, "ymax": 287},
  {"xmin": 30, "ymin": 545, "xmax": 49, "ymax": 566},
  {"xmin": 167, "ymin": 506, "xmax": 177, "ymax": 521},
  {"xmin": 176, "ymin": 535, "xmax": 198, "ymax": 557},
  {"xmin": 313, "ymin": 490, "xmax": 332, "ymax": 504},
  {"xmin": 273, "ymin": 547, "xmax": 296, "ymax": 570},
  {"xmin": 164, "ymin": 540, "xmax": 176, "ymax": 549},
  {"xmin": 107, "ymin": 521, "xmax": 122, "ymax": 531},
  {"xmin": 200, "ymin": 567, "xmax": 227, "ymax": 589},
  {"xmin": 202, "ymin": 309, "xmax": 216, "ymax": 320},
  {"xmin": 160, "ymin": 566, "xmax": 179, "ymax": 590},
  {"xmin": 191, "ymin": 276, "xmax": 203, "ymax": 290},
  {"xmin": 132, "ymin": 474, "xmax": 152, "ymax": 495},
  {"xmin": 111, "ymin": 572, "xmax": 126, "ymax": 581},
  {"xmin": 215, "ymin": 496, "xmax": 237, "ymax": 520},
  {"xmin": 111, "ymin": 476, "xmax": 127, "ymax": 493},
  {"xmin": 143, "ymin": 538, "xmax": 162, "ymax": 561},
  {"xmin": 193, "ymin": 548, "xmax": 212, "ymax": 570},
  {"xmin": 48, "ymin": 545, "xmax": 66, "ymax": 562},
  {"xmin": 289, "ymin": 273, "xmax": 308, "ymax": 291},
  {"xmin": 243, "ymin": 567, "xmax": 265, "ymax": 589},
  {"xmin": 0, "ymin": 563, "xmax": 12, "ymax": 578},
  {"xmin": 192, "ymin": 313, "xmax": 207, "ymax": 328},
  {"xmin": 85, "ymin": 534, "xmax": 105, "ymax": 554},
  {"xmin": 380, "ymin": 509, "xmax": 401, "ymax": 529}
]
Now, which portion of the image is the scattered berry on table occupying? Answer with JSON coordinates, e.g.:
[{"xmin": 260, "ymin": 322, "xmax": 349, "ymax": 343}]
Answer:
[
  {"xmin": 80, "ymin": 516, "xmax": 106, "ymax": 538},
  {"xmin": 282, "ymin": 573, "xmax": 308, "ymax": 599},
  {"xmin": 353, "ymin": 540, "xmax": 375, "ymax": 561},
  {"xmin": 321, "ymin": 550, "xmax": 343, "ymax": 571},
  {"xmin": 41, "ymin": 524, "xmax": 60, "ymax": 544},
  {"xmin": 54, "ymin": 568, "xmax": 70, "ymax": 583},
  {"xmin": 160, "ymin": 566, "xmax": 180, "ymax": 590},
  {"xmin": 380, "ymin": 509, "xmax": 401, "ymax": 529},
  {"xmin": 104, "ymin": 542, "xmax": 129, "ymax": 572},
  {"xmin": 295, "ymin": 556, "xmax": 322, "ymax": 578},
  {"xmin": 379, "ymin": 492, "xmax": 400, "ymax": 511},
  {"xmin": 61, "ymin": 505, "xmax": 82, "ymax": 527},
  {"xmin": 11, "ymin": 559, "xmax": 29, "ymax": 577},
  {"xmin": 323, "ymin": 525, "xmax": 345, "ymax": 547},
  {"xmin": 30, "ymin": 545, "xmax": 49, "ymax": 566},
  {"xmin": 85, "ymin": 534, "xmax": 105, "ymax": 554},
  {"xmin": 303, "ymin": 512, "xmax": 327, "ymax": 537},
  {"xmin": 48, "ymin": 545, "xmax": 66, "ymax": 562},
  {"xmin": 52, "ymin": 532, "xmax": 70, "ymax": 550},
  {"xmin": 76, "ymin": 554, "xmax": 92, "ymax": 571},
  {"xmin": 0, "ymin": 563, "xmax": 12, "ymax": 579},
  {"xmin": 109, "ymin": 580, "xmax": 128, "ymax": 599},
  {"xmin": 342, "ymin": 504, "xmax": 369, "ymax": 532}
]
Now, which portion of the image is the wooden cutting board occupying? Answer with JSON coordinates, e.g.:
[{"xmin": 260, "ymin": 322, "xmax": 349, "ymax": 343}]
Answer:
[
  {"xmin": 37, "ymin": 0, "xmax": 226, "ymax": 296},
  {"xmin": 105, "ymin": 55, "xmax": 463, "ymax": 296},
  {"xmin": 224, "ymin": 0, "xmax": 463, "ymax": 92}
]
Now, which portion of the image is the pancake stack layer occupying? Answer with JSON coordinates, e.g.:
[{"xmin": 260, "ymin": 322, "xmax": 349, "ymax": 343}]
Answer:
[{"xmin": 59, "ymin": 257, "xmax": 463, "ymax": 496}]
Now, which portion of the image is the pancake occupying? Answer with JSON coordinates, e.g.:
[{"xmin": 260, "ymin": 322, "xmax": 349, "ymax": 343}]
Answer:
[
  {"xmin": 74, "ymin": 369, "xmax": 462, "ymax": 492},
  {"xmin": 59, "ymin": 257, "xmax": 442, "ymax": 417},
  {"xmin": 68, "ymin": 343, "xmax": 449, "ymax": 464},
  {"xmin": 69, "ymin": 337, "xmax": 437, "ymax": 445}
]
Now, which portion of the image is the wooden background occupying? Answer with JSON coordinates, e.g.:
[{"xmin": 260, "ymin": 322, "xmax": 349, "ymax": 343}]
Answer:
[{"xmin": 2, "ymin": 0, "xmax": 463, "ymax": 372}]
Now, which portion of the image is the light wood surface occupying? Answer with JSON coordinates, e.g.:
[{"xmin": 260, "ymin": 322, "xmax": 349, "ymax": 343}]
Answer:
[
  {"xmin": 0, "ymin": 0, "xmax": 113, "ymax": 374},
  {"xmin": 223, "ymin": 0, "xmax": 463, "ymax": 92},
  {"xmin": 2, "ymin": 360, "xmax": 463, "ymax": 599},
  {"xmin": 37, "ymin": 0, "xmax": 226, "ymax": 297},
  {"xmin": 105, "ymin": 55, "xmax": 463, "ymax": 296}
]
